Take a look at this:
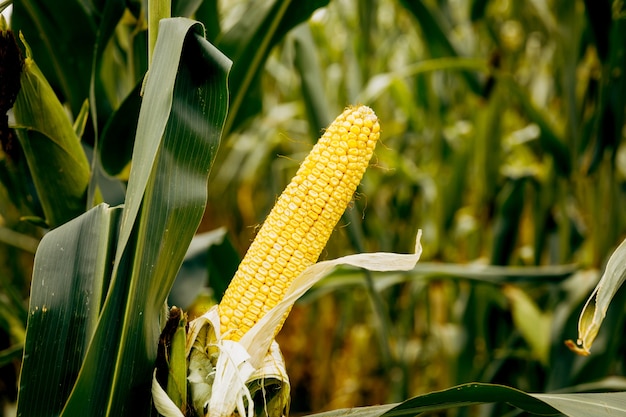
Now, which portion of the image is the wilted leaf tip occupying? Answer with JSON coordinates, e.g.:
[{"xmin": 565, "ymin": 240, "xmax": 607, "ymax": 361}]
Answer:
[{"xmin": 565, "ymin": 339, "xmax": 590, "ymax": 356}]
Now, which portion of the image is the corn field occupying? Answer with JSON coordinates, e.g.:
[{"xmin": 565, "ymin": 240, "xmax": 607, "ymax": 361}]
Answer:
[{"xmin": 1, "ymin": 0, "xmax": 626, "ymax": 416}]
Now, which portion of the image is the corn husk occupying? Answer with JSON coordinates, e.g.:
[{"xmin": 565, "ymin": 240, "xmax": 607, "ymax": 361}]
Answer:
[
  {"xmin": 153, "ymin": 231, "xmax": 422, "ymax": 417},
  {"xmin": 566, "ymin": 236, "xmax": 626, "ymax": 356}
]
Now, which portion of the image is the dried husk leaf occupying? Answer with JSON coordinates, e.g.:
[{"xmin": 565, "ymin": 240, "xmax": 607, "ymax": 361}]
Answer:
[
  {"xmin": 154, "ymin": 231, "xmax": 422, "ymax": 417},
  {"xmin": 566, "ymin": 237, "xmax": 626, "ymax": 355}
]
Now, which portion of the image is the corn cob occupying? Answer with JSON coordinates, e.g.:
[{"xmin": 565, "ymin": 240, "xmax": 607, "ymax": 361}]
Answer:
[{"xmin": 218, "ymin": 105, "xmax": 380, "ymax": 341}]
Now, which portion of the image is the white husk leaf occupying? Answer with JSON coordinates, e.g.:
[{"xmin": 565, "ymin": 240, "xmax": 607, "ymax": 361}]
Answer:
[
  {"xmin": 240, "ymin": 230, "xmax": 423, "ymax": 367},
  {"xmin": 152, "ymin": 370, "xmax": 186, "ymax": 417},
  {"xmin": 156, "ymin": 231, "xmax": 423, "ymax": 417},
  {"xmin": 568, "ymin": 236, "xmax": 626, "ymax": 355},
  {"xmin": 207, "ymin": 231, "xmax": 422, "ymax": 417},
  {"xmin": 209, "ymin": 339, "xmax": 255, "ymax": 417}
]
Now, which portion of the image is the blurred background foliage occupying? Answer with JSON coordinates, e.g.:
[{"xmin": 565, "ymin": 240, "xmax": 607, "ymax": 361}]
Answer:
[{"xmin": 1, "ymin": 0, "xmax": 626, "ymax": 416}]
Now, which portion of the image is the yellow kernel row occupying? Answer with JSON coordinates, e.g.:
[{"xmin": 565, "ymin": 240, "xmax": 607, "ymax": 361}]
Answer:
[{"xmin": 218, "ymin": 105, "xmax": 380, "ymax": 341}]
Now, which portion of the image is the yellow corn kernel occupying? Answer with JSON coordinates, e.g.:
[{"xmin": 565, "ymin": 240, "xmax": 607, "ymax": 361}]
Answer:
[{"xmin": 218, "ymin": 105, "xmax": 380, "ymax": 341}]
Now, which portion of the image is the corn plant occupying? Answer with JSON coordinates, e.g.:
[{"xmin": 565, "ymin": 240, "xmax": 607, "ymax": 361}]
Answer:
[{"xmin": 2, "ymin": 0, "xmax": 626, "ymax": 417}]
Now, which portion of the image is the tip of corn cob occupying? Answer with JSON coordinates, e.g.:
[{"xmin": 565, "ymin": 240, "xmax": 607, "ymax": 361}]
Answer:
[{"xmin": 218, "ymin": 105, "xmax": 380, "ymax": 341}]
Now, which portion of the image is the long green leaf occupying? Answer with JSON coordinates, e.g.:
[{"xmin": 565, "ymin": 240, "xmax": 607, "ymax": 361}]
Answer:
[
  {"xmin": 500, "ymin": 75, "xmax": 571, "ymax": 177},
  {"xmin": 63, "ymin": 18, "xmax": 230, "ymax": 417},
  {"xmin": 470, "ymin": 0, "xmax": 489, "ymax": 22},
  {"xmin": 292, "ymin": 24, "xmax": 333, "ymax": 137},
  {"xmin": 168, "ymin": 228, "xmax": 240, "ymax": 308},
  {"xmin": 85, "ymin": 0, "xmax": 127, "ymax": 129},
  {"xmin": 582, "ymin": 0, "xmax": 611, "ymax": 63},
  {"xmin": 491, "ymin": 178, "xmax": 526, "ymax": 265},
  {"xmin": 217, "ymin": 0, "xmax": 329, "ymax": 135},
  {"xmin": 382, "ymin": 383, "xmax": 559, "ymax": 416},
  {"xmin": 0, "ymin": 344, "xmax": 23, "ymax": 368},
  {"xmin": 302, "ymin": 383, "xmax": 626, "ymax": 417},
  {"xmin": 12, "ymin": 37, "xmax": 91, "ymax": 228},
  {"xmin": 17, "ymin": 17, "xmax": 231, "ymax": 417},
  {"xmin": 398, "ymin": 0, "xmax": 483, "ymax": 95},
  {"xmin": 86, "ymin": 0, "xmax": 128, "ymax": 202},
  {"xmin": 301, "ymin": 384, "xmax": 557, "ymax": 417},
  {"xmin": 584, "ymin": 4, "xmax": 626, "ymax": 174},
  {"xmin": 534, "ymin": 392, "xmax": 626, "ymax": 416},
  {"xmin": 11, "ymin": 0, "xmax": 97, "ymax": 114},
  {"xmin": 356, "ymin": 57, "xmax": 487, "ymax": 104},
  {"xmin": 17, "ymin": 203, "xmax": 122, "ymax": 416},
  {"xmin": 98, "ymin": 81, "xmax": 143, "ymax": 176},
  {"xmin": 504, "ymin": 285, "xmax": 551, "ymax": 365},
  {"xmin": 194, "ymin": 0, "xmax": 220, "ymax": 42},
  {"xmin": 303, "ymin": 405, "xmax": 397, "ymax": 417}
]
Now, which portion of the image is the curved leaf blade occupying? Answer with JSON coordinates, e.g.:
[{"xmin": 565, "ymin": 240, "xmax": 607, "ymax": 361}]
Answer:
[
  {"xmin": 500, "ymin": 75, "xmax": 571, "ymax": 177},
  {"xmin": 567, "ymin": 236, "xmax": 626, "ymax": 355},
  {"xmin": 11, "ymin": 0, "xmax": 97, "ymax": 114},
  {"xmin": 12, "ymin": 41, "xmax": 91, "ymax": 228},
  {"xmin": 533, "ymin": 392, "xmax": 626, "ymax": 416},
  {"xmin": 16, "ymin": 17, "xmax": 231, "ymax": 417},
  {"xmin": 59, "ymin": 18, "xmax": 231, "ymax": 417},
  {"xmin": 305, "ymin": 404, "xmax": 397, "ymax": 417},
  {"xmin": 302, "ymin": 384, "xmax": 626, "ymax": 417},
  {"xmin": 16, "ymin": 203, "xmax": 122, "ymax": 417},
  {"xmin": 217, "ymin": 0, "xmax": 329, "ymax": 134},
  {"xmin": 381, "ymin": 383, "xmax": 559, "ymax": 416},
  {"xmin": 303, "ymin": 384, "xmax": 626, "ymax": 417},
  {"xmin": 397, "ymin": 0, "xmax": 483, "ymax": 95},
  {"xmin": 98, "ymin": 81, "xmax": 142, "ymax": 177}
]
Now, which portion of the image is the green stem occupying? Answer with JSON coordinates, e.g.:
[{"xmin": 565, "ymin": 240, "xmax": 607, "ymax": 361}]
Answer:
[{"xmin": 148, "ymin": 0, "xmax": 171, "ymax": 67}]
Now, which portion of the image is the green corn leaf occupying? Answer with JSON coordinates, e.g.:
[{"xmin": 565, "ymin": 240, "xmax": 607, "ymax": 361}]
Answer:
[
  {"xmin": 491, "ymin": 178, "xmax": 527, "ymax": 265},
  {"xmin": 532, "ymin": 392, "xmax": 626, "ymax": 416},
  {"xmin": 381, "ymin": 383, "xmax": 559, "ymax": 416},
  {"xmin": 17, "ymin": 203, "xmax": 123, "ymax": 416},
  {"xmin": 204, "ymin": 229, "xmax": 240, "ymax": 304},
  {"xmin": 304, "ymin": 263, "xmax": 577, "ymax": 302},
  {"xmin": 168, "ymin": 228, "xmax": 241, "ymax": 308},
  {"xmin": 11, "ymin": 0, "xmax": 126, "ymax": 128},
  {"xmin": 11, "ymin": 0, "xmax": 97, "ymax": 114},
  {"xmin": 304, "ymin": 404, "xmax": 396, "ymax": 417},
  {"xmin": 217, "ymin": 0, "xmax": 329, "ymax": 135},
  {"xmin": 582, "ymin": 0, "xmax": 611, "ymax": 63},
  {"xmin": 16, "ymin": 17, "xmax": 231, "ymax": 417},
  {"xmin": 470, "ymin": 0, "xmax": 490, "ymax": 22},
  {"xmin": 194, "ymin": 0, "xmax": 221, "ymax": 42},
  {"xmin": 584, "ymin": 5, "xmax": 626, "ymax": 174},
  {"xmin": 98, "ymin": 81, "xmax": 143, "ymax": 177},
  {"xmin": 0, "ymin": 344, "xmax": 23, "ymax": 368},
  {"xmin": 86, "ymin": 0, "xmax": 130, "ymax": 195},
  {"xmin": 304, "ymin": 383, "xmax": 626, "ymax": 417},
  {"xmin": 356, "ymin": 57, "xmax": 487, "ymax": 104},
  {"xmin": 503, "ymin": 285, "xmax": 552, "ymax": 365},
  {"xmin": 97, "ymin": 0, "xmax": 329, "ymax": 173},
  {"xmin": 473, "ymin": 81, "xmax": 504, "ymax": 213},
  {"xmin": 500, "ymin": 75, "xmax": 571, "ymax": 177},
  {"xmin": 12, "ymin": 35, "xmax": 91, "ymax": 228},
  {"xmin": 72, "ymin": 99, "xmax": 90, "ymax": 139},
  {"xmin": 292, "ymin": 24, "xmax": 333, "ymax": 137},
  {"xmin": 398, "ymin": 0, "xmax": 483, "ymax": 95}
]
